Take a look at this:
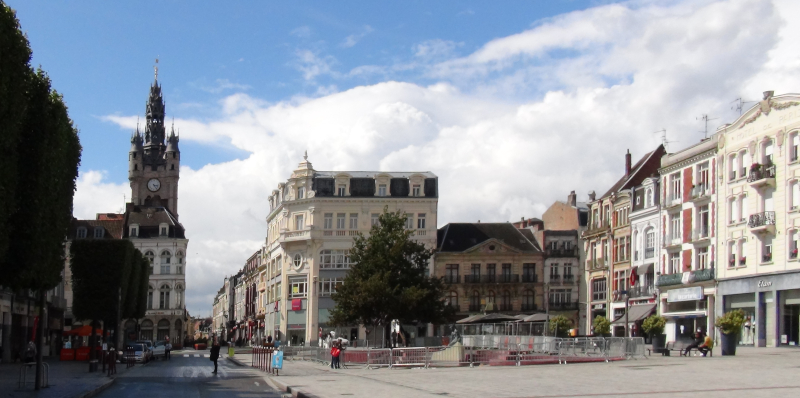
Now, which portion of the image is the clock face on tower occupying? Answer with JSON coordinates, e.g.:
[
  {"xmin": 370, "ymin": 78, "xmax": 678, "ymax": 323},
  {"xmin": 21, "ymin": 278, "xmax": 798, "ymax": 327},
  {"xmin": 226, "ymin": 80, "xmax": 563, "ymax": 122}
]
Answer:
[{"xmin": 147, "ymin": 178, "xmax": 161, "ymax": 192}]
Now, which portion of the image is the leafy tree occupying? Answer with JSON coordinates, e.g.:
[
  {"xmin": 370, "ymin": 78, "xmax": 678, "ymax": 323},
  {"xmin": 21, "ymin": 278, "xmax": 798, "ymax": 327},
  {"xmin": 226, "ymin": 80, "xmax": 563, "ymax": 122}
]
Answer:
[
  {"xmin": 549, "ymin": 315, "xmax": 572, "ymax": 337},
  {"xmin": 642, "ymin": 315, "xmax": 666, "ymax": 336},
  {"xmin": 592, "ymin": 315, "xmax": 611, "ymax": 335},
  {"xmin": 132, "ymin": 253, "xmax": 151, "ymax": 319},
  {"xmin": 329, "ymin": 209, "xmax": 451, "ymax": 341}
]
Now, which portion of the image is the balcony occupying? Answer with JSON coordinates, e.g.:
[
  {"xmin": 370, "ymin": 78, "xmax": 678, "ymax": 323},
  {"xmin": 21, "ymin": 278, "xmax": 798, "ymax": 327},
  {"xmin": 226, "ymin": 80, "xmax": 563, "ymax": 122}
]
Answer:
[
  {"xmin": 665, "ymin": 193, "xmax": 683, "ymax": 209},
  {"xmin": 499, "ymin": 274, "xmax": 520, "ymax": 283},
  {"xmin": 612, "ymin": 290, "xmax": 627, "ymax": 302},
  {"xmin": 483, "ymin": 274, "xmax": 497, "ymax": 283},
  {"xmin": 584, "ymin": 220, "xmax": 610, "ymax": 237},
  {"xmin": 664, "ymin": 234, "xmax": 682, "ymax": 248},
  {"xmin": 629, "ymin": 284, "xmax": 656, "ymax": 298},
  {"xmin": 549, "ymin": 274, "xmax": 561, "ymax": 283},
  {"xmin": 657, "ymin": 268, "xmax": 715, "ymax": 287},
  {"xmin": 748, "ymin": 211, "xmax": 776, "ymax": 234},
  {"xmin": 498, "ymin": 303, "xmax": 513, "ymax": 311},
  {"xmin": 521, "ymin": 303, "xmax": 537, "ymax": 311},
  {"xmin": 691, "ymin": 185, "xmax": 711, "ymax": 202},
  {"xmin": 280, "ymin": 228, "xmax": 311, "ymax": 243},
  {"xmin": 546, "ymin": 247, "xmax": 579, "ymax": 258},
  {"xmin": 747, "ymin": 163, "xmax": 776, "ymax": 188},
  {"xmin": 563, "ymin": 274, "xmax": 575, "ymax": 283},
  {"xmin": 550, "ymin": 302, "xmax": 579, "ymax": 311},
  {"xmin": 691, "ymin": 228, "xmax": 710, "ymax": 242},
  {"xmin": 468, "ymin": 304, "xmax": 482, "ymax": 312},
  {"xmin": 464, "ymin": 275, "xmax": 481, "ymax": 283},
  {"xmin": 588, "ymin": 258, "xmax": 606, "ymax": 270},
  {"xmin": 522, "ymin": 273, "xmax": 538, "ymax": 283},
  {"xmin": 644, "ymin": 247, "xmax": 656, "ymax": 259},
  {"xmin": 443, "ymin": 275, "xmax": 460, "ymax": 284}
]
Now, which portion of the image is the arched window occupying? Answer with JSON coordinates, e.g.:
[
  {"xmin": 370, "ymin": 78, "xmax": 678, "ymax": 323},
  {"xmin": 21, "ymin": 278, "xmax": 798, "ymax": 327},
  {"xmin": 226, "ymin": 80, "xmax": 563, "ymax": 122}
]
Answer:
[
  {"xmin": 157, "ymin": 319, "xmax": 171, "ymax": 341},
  {"xmin": 145, "ymin": 251, "xmax": 155, "ymax": 265},
  {"xmin": 470, "ymin": 290, "xmax": 480, "ymax": 311},
  {"xmin": 522, "ymin": 290, "xmax": 535, "ymax": 311},
  {"xmin": 486, "ymin": 291, "xmax": 496, "ymax": 308},
  {"xmin": 140, "ymin": 319, "xmax": 154, "ymax": 341},
  {"xmin": 447, "ymin": 291, "xmax": 458, "ymax": 309},
  {"xmin": 176, "ymin": 251, "xmax": 185, "ymax": 274},
  {"xmin": 293, "ymin": 253, "xmax": 302, "ymax": 268},
  {"xmin": 175, "ymin": 285, "xmax": 184, "ymax": 308},
  {"xmin": 147, "ymin": 285, "xmax": 154, "ymax": 309},
  {"xmin": 76, "ymin": 227, "xmax": 87, "ymax": 239},
  {"xmin": 160, "ymin": 250, "xmax": 171, "ymax": 274},
  {"xmin": 645, "ymin": 188, "xmax": 652, "ymax": 207},
  {"xmin": 501, "ymin": 290, "xmax": 511, "ymax": 311},
  {"xmin": 159, "ymin": 285, "xmax": 171, "ymax": 309}
]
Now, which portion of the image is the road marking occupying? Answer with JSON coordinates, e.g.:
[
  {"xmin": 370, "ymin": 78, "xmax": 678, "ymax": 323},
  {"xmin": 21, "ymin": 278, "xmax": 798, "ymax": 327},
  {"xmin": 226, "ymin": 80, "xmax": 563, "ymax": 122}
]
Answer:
[
  {"xmin": 183, "ymin": 354, "xmax": 189, "ymax": 357},
  {"xmin": 255, "ymin": 382, "xmax": 260, "ymax": 386},
  {"xmin": 194, "ymin": 354, "xmax": 200, "ymax": 357},
  {"xmin": 204, "ymin": 354, "xmax": 210, "ymax": 357}
]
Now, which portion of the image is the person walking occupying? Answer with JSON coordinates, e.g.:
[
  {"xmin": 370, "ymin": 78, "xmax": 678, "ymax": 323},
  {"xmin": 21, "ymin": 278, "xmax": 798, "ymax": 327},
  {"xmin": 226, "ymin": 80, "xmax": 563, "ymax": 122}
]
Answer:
[
  {"xmin": 165, "ymin": 340, "xmax": 172, "ymax": 360},
  {"xmin": 107, "ymin": 345, "xmax": 117, "ymax": 376},
  {"xmin": 210, "ymin": 338, "xmax": 221, "ymax": 374}
]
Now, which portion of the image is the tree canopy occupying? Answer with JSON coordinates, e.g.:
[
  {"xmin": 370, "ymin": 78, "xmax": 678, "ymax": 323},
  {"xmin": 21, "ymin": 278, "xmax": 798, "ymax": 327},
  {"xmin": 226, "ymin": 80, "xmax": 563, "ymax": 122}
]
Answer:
[
  {"xmin": 70, "ymin": 240, "xmax": 149, "ymax": 325},
  {"xmin": 0, "ymin": 2, "xmax": 81, "ymax": 291},
  {"xmin": 329, "ymin": 209, "xmax": 452, "ymax": 329}
]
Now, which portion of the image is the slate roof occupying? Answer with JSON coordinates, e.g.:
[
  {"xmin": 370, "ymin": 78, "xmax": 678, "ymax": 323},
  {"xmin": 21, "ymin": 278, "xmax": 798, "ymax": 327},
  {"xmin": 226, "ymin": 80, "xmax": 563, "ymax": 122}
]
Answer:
[
  {"xmin": 436, "ymin": 223, "xmax": 542, "ymax": 253},
  {"xmin": 69, "ymin": 218, "xmax": 126, "ymax": 239},
  {"xmin": 600, "ymin": 145, "xmax": 666, "ymax": 199},
  {"xmin": 124, "ymin": 205, "xmax": 186, "ymax": 239}
]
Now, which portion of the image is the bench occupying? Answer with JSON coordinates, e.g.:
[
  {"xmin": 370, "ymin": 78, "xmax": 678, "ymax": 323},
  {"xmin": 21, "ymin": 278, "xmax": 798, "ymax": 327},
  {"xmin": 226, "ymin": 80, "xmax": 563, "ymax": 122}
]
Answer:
[
  {"xmin": 661, "ymin": 341, "xmax": 713, "ymax": 357},
  {"xmin": 683, "ymin": 346, "xmax": 713, "ymax": 357}
]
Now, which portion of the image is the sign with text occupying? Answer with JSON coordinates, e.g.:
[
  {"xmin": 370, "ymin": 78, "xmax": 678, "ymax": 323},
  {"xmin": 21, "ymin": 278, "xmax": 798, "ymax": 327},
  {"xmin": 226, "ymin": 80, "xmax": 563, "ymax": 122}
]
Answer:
[
  {"xmin": 291, "ymin": 299, "xmax": 302, "ymax": 311},
  {"xmin": 667, "ymin": 286, "xmax": 704, "ymax": 302}
]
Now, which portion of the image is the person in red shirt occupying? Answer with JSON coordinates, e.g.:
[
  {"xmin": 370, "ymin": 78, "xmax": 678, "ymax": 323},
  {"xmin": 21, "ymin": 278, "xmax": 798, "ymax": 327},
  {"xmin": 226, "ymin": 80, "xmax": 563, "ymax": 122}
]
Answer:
[{"xmin": 330, "ymin": 341, "xmax": 341, "ymax": 369}]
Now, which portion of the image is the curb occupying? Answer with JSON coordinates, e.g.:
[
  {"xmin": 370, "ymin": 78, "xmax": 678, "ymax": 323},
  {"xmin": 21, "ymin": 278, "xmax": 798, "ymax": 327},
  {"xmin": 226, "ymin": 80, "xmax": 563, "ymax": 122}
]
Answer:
[
  {"xmin": 76, "ymin": 377, "xmax": 116, "ymax": 398},
  {"xmin": 270, "ymin": 378, "xmax": 321, "ymax": 398},
  {"xmin": 226, "ymin": 356, "xmax": 246, "ymax": 367}
]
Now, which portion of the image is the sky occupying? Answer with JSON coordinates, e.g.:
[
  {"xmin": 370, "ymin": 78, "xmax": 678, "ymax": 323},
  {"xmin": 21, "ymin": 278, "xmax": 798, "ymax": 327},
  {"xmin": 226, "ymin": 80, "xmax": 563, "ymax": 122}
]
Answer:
[{"xmin": 8, "ymin": 0, "xmax": 800, "ymax": 317}]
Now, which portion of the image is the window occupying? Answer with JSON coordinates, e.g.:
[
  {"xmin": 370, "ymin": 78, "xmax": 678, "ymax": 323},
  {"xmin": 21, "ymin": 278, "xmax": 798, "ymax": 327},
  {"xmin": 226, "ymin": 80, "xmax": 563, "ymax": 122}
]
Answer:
[
  {"xmin": 293, "ymin": 253, "xmax": 302, "ymax": 267},
  {"xmin": 762, "ymin": 236, "xmax": 773, "ymax": 263},
  {"xmin": 405, "ymin": 213, "xmax": 413, "ymax": 229},
  {"xmin": 336, "ymin": 213, "xmax": 345, "ymax": 229},
  {"xmin": 550, "ymin": 289, "xmax": 571, "ymax": 305},
  {"xmin": 792, "ymin": 133, "xmax": 799, "ymax": 162},
  {"xmin": 501, "ymin": 264, "xmax": 511, "ymax": 278},
  {"xmin": 591, "ymin": 278, "xmax": 607, "ymax": 301},
  {"xmin": 697, "ymin": 205, "xmax": 710, "ymax": 238},
  {"xmin": 175, "ymin": 285, "xmax": 184, "ymax": 308},
  {"xmin": 159, "ymin": 285, "xmax": 170, "ymax": 309},
  {"xmin": 349, "ymin": 213, "xmax": 358, "ymax": 229},
  {"xmin": 319, "ymin": 249, "xmax": 351, "ymax": 269},
  {"xmin": 378, "ymin": 184, "xmax": 387, "ymax": 197},
  {"xmin": 471, "ymin": 263, "xmax": 480, "ymax": 278},
  {"xmin": 161, "ymin": 250, "xmax": 171, "ymax": 266},
  {"xmin": 337, "ymin": 185, "xmax": 346, "ymax": 196},
  {"xmin": 645, "ymin": 188, "xmax": 652, "ymax": 207},
  {"xmin": 738, "ymin": 240, "xmax": 746, "ymax": 266},
  {"xmin": 522, "ymin": 290, "xmax": 535, "ymax": 311},
  {"xmin": 161, "ymin": 264, "xmax": 171, "ymax": 275},
  {"xmin": 297, "ymin": 186, "xmax": 305, "ymax": 199},
  {"xmin": 728, "ymin": 241, "xmax": 737, "ymax": 268},
  {"xmin": 790, "ymin": 231, "xmax": 799, "ymax": 260},
  {"xmin": 160, "ymin": 227, "xmax": 167, "ymax": 236},
  {"xmin": 697, "ymin": 247, "xmax": 709, "ymax": 270},
  {"xmin": 319, "ymin": 277, "xmax": 345, "ymax": 296},
  {"xmin": 295, "ymin": 214, "xmax": 305, "ymax": 230},
  {"xmin": 501, "ymin": 290, "xmax": 511, "ymax": 310},
  {"xmin": 147, "ymin": 286, "xmax": 154, "ymax": 309},
  {"xmin": 91, "ymin": 227, "xmax": 103, "ymax": 238},
  {"xmin": 740, "ymin": 194, "xmax": 748, "ymax": 222},
  {"xmin": 522, "ymin": 263, "xmax": 536, "ymax": 282},
  {"xmin": 613, "ymin": 270, "xmax": 627, "ymax": 292},
  {"xmin": 791, "ymin": 182, "xmax": 800, "ymax": 210},
  {"xmin": 764, "ymin": 189, "xmax": 774, "ymax": 212},
  {"xmin": 470, "ymin": 291, "xmax": 480, "ymax": 310},
  {"xmin": 324, "ymin": 213, "xmax": 333, "ymax": 229},
  {"xmin": 145, "ymin": 251, "xmax": 155, "ymax": 265},
  {"xmin": 550, "ymin": 263, "xmax": 559, "ymax": 278},
  {"xmin": 485, "ymin": 264, "xmax": 496, "ymax": 282},
  {"xmin": 289, "ymin": 277, "xmax": 307, "ymax": 298},
  {"xmin": 670, "ymin": 214, "xmax": 681, "ymax": 242},
  {"xmin": 740, "ymin": 150, "xmax": 750, "ymax": 177},
  {"xmin": 412, "ymin": 185, "xmax": 421, "ymax": 197},
  {"xmin": 764, "ymin": 140, "xmax": 774, "ymax": 164},
  {"xmin": 445, "ymin": 264, "xmax": 459, "ymax": 282},
  {"xmin": 417, "ymin": 213, "xmax": 426, "ymax": 229},
  {"xmin": 371, "ymin": 213, "xmax": 380, "ymax": 227},
  {"xmin": 76, "ymin": 227, "xmax": 87, "ymax": 239},
  {"xmin": 670, "ymin": 172, "xmax": 682, "ymax": 202},
  {"xmin": 668, "ymin": 252, "xmax": 680, "ymax": 274},
  {"xmin": 697, "ymin": 162, "xmax": 710, "ymax": 192},
  {"xmin": 729, "ymin": 153, "xmax": 738, "ymax": 181},
  {"xmin": 645, "ymin": 230, "xmax": 655, "ymax": 258},
  {"xmin": 729, "ymin": 197, "xmax": 739, "ymax": 224},
  {"xmin": 447, "ymin": 291, "xmax": 458, "ymax": 308}
]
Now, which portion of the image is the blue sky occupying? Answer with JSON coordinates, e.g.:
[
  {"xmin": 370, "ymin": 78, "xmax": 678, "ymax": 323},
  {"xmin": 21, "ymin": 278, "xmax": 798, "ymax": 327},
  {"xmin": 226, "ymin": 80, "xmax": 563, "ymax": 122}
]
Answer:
[
  {"xmin": 8, "ymin": 0, "xmax": 799, "ymax": 316},
  {"xmin": 11, "ymin": 0, "xmax": 599, "ymax": 180}
]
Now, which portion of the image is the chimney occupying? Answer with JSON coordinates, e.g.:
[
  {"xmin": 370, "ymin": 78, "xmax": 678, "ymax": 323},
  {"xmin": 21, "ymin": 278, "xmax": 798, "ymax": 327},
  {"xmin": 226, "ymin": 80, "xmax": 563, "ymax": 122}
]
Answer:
[
  {"xmin": 588, "ymin": 190, "xmax": 596, "ymax": 202},
  {"xmin": 567, "ymin": 190, "xmax": 577, "ymax": 207},
  {"xmin": 625, "ymin": 149, "xmax": 632, "ymax": 177}
]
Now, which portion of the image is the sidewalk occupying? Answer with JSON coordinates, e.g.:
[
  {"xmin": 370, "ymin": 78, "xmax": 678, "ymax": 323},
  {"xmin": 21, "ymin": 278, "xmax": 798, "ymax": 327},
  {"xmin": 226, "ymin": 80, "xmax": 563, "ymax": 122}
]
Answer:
[{"xmin": 0, "ymin": 358, "xmax": 127, "ymax": 398}]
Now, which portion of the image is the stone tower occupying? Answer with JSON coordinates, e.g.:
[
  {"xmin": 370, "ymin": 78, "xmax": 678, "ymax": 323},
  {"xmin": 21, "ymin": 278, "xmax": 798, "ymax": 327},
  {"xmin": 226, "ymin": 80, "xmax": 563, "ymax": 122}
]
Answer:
[{"xmin": 128, "ymin": 73, "xmax": 181, "ymax": 218}]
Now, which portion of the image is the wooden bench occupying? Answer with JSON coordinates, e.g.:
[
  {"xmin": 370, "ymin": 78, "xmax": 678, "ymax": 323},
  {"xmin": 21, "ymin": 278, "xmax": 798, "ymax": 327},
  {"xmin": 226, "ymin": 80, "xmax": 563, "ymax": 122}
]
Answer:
[
  {"xmin": 683, "ymin": 346, "xmax": 713, "ymax": 357},
  {"xmin": 661, "ymin": 341, "xmax": 691, "ymax": 356}
]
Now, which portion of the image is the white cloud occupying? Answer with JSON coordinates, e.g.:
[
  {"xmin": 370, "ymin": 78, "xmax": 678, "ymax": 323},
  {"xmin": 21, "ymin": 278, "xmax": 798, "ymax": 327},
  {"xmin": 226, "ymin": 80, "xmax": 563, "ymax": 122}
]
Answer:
[
  {"xmin": 193, "ymin": 78, "xmax": 251, "ymax": 94},
  {"xmin": 340, "ymin": 25, "xmax": 374, "ymax": 48},
  {"xmin": 85, "ymin": 0, "xmax": 797, "ymax": 315},
  {"xmin": 73, "ymin": 171, "xmax": 129, "ymax": 218},
  {"xmin": 292, "ymin": 49, "xmax": 337, "ymax": 81},
  {"xmin": 413, "ymin": 39, "xmax": 461, "ymax": 60},
  {"xmin": 290, "ymin": 26, "xmax": 312, "ymax": 38}
]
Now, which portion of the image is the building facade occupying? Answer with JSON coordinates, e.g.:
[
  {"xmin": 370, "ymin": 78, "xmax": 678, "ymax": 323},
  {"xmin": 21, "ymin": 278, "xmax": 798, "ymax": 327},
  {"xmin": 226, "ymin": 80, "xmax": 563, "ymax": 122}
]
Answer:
[
  {"xmin": 542, "ymin": 230, "xmax": 581, "ymax": 326},
  {"xmin": 263, "ymin": 155, "xmax": 438, "ymax": 345},
  {"xmin": 627, "ymin": 178, "xmax": 660, "ymax": 336},
  {"xmin": 716, "ymin": 91, "xmax": 800, "ymax": 347},
  {"xmin": 657, "ymin": 136, "xmax": 718, "ymax": 342},
  {"xmin": 435, "ymin": 223, "xmax": 545, "ymax": 320}
]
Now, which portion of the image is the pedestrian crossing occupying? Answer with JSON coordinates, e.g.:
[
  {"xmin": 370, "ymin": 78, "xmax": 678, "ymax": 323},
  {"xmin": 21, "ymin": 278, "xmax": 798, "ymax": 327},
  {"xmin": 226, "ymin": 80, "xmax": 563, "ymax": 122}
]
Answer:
[{"xmin": 183, "ymin": 354, "xmax": 211, "ymax": 357}]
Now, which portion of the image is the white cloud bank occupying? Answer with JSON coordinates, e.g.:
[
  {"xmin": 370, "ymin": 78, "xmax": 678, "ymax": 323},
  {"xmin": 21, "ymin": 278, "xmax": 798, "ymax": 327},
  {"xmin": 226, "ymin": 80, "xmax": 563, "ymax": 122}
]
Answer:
[{"xmin": 77, "ymin": 0, "xmax": 800, "ymax": 315}]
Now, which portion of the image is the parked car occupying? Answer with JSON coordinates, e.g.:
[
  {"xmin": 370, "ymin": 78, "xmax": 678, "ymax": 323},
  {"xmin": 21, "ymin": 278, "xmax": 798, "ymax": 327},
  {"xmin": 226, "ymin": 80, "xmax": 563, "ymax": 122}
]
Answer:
[
  {"xmin": 152, "ymin": 340, "xmax": 167, "ymax": 359},
  {"xmin": 135, "ymin": 340, "xmax": 155, "ymax": 362},
  {"xmin": 122, "ymin": 343, "xmax": 148, "ymax": 363}
]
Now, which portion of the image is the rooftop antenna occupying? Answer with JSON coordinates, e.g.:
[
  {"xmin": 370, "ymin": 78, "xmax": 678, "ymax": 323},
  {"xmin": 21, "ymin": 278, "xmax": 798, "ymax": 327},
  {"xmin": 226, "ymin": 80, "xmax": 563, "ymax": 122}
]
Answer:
[
  {"xmin": 654, "ymin": 129, "xmax": 676, "ymax": 150},
  {"xmin": 697, "ymin": 114, "xmax": 718, "ymax": 139},
  {"xmin": 731, "ymin": 97, "xmax": 756, "ymax": 116},
  {"xmin": 154, "ymin": 57, "xmax": 159, "ymax": 80}
]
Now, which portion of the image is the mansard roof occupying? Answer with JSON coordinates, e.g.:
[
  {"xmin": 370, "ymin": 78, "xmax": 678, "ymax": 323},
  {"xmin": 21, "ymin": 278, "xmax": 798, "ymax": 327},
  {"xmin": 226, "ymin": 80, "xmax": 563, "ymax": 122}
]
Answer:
[
  {"xmin": 437, "ymin": 223, "xmax": 542, "ymax": 253},
  {"xmin": 69, "ymin": 218, "xmax": 126, "ymax": 239},
  {"xmin": 600, "ymin": 145, "xmax": 666, "ymax": 199},
  {"xmin": 124, "ymin": 205, "xmax": 186, "ymax": 239}
]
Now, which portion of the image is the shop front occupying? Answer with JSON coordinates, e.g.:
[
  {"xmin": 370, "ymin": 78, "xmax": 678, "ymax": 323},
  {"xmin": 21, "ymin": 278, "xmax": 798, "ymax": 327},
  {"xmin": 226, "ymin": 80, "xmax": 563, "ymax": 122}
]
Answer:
[
  {"xmin": 659, "ymin": 286, "xmax": 716, "ymax": 343},
  {"xmin": 718, "ymin": 272, "xmax": 800, "ymax": 347},
  {"xmin": 286, "ymin": 298, "xmax": 306, "ymax": 346}
]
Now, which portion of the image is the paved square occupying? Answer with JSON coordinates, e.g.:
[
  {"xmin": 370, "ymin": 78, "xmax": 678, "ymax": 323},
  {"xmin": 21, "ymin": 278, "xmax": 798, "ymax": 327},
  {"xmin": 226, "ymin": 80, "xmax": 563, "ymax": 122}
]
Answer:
[{"xmin": 246, "ymin": 347, "xmax": 800, "ymax": 397}]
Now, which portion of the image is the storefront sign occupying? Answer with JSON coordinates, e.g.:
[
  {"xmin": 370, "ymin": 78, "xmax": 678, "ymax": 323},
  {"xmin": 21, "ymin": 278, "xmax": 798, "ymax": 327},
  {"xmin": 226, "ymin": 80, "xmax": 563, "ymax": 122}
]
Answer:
[
  {"xmin": 291, "ymin": 299, "xmax": 302, "ymax": 311},
  {"xmin": 667, "ymin": 286, "xmax": 704, "ymax": 303},
  {"xmin": 593, "ymin": 304, "xmax": 606, "ymax": 310},
  {"xmin": 757, "ymin": 280, "xmax": 773, "ymax": 288}
]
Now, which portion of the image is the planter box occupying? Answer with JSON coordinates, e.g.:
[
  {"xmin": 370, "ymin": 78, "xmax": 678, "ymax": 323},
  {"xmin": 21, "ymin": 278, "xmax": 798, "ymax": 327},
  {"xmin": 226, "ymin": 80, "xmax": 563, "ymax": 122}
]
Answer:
[
  {"xmin": 194, "ymin": 343, "xmax": 207, "ymax": 350},
  {"xmin": 651, "ymin": 334, "xmax": 667, "ymax": 354},
  {"xmin": 720, "ymin": 333, "xmax": 737, "ymax": 356},
  {"xmin": 60, "ymin": 349, "xmax": 75, "ymax": 361}
]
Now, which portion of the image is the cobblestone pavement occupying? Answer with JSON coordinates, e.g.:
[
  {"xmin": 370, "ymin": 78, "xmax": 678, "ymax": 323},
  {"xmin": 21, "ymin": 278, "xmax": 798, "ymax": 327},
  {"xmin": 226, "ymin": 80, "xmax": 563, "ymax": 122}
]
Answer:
[
  {"xmin": 236, "ymin": 346, "xmax": 800, "ymax": 398},
  {"xmin": 0, "ymin": 356, "xmax": 123, "ymax": 398}
]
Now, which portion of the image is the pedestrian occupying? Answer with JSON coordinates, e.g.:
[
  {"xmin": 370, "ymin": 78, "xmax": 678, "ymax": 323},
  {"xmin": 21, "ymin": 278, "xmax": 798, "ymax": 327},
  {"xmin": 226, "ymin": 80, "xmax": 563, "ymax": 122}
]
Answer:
[
  {"xmin": 682, "ymin": 331, "xmax": 704, "ymax": 356},
  {"xmin": 165, "ymin": 340, "xmax": 172, "ymax": 360},
  {"xmin": 330, "ymin": 341, "xmax": 338, "ymax": 368},
  {"xmin": 391, "ymin": 330, "xmax": 397, "ymax": 348},
  {"xmin": 698, "ymin": 333, "xmax": 714, "ymax": 357},
  {"xmin": 337, "ymin": 339, "xmax": 345, "ymax": 369},
  {"xmin": 267, "ymin": 334, "xmax": 273, "ymax": 345},
  {"xmin": 210, "ymin": 338, "xmax": 221, "ymax": 374},
  {"xmin": 107, "ymin": 345, "xmax": 117, "ymax": 376},
  {"xmin": 24, "ymin": 340, "xmax": 36, "ymax": 363}
]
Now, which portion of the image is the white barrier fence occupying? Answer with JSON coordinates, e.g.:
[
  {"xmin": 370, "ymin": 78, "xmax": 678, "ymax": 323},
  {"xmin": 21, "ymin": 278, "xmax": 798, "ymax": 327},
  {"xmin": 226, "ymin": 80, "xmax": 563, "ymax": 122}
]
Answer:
[{"xmin": 276, "ymin": 336, "xmax": 646, "ymax": 369}]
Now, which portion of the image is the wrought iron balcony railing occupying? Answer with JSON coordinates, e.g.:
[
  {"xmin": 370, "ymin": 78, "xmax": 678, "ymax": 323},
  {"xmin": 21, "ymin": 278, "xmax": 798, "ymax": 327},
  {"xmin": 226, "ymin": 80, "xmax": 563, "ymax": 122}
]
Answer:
[{"xmin": 748, "ymin": 211, "xmax": 776, "ymax": 229}]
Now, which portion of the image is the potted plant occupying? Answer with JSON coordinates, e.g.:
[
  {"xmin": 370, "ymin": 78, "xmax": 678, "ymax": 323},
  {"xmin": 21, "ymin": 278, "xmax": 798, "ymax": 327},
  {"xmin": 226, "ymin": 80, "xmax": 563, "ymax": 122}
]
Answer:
[
  {"xmin": 549, "ymin": 315, "xmax": 572, "ymax": 338},
  {"xmin": 592, "ymin": 315, "xmax": 611, "ymax": 337},
  {"xmin": 642, "ymin": 315, "xmax": 667, "ymax": 353},
  {"xmin": 716, "ymin": 309, "xmax": 746, "ymax": 355}
]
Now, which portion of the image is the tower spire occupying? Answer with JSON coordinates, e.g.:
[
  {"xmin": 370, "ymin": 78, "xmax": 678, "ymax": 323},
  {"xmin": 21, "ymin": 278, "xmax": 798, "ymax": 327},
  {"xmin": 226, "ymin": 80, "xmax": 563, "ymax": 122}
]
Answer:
[{"xmin": 154, "ymin": 57, "xmax": 159, "ymax": 81}]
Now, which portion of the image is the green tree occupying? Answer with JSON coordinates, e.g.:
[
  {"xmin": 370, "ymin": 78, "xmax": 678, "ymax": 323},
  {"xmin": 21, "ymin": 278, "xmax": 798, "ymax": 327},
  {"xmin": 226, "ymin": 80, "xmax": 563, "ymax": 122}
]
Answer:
[
  {"xmin": 592, "ymin": 315, "xmax": 611, "ymax": 335},
  {"xmin": 549, "ymin": 315, "xmax": 572, "ymax": 337},
  {"xmin": 329, "ymin": 209, "xmax": 452, "ymax": 343}
]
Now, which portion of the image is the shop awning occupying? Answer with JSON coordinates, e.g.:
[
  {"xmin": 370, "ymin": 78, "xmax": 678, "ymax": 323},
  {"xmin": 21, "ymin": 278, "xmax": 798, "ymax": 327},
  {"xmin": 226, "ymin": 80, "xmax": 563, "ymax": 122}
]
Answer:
[
  {"xmin": 662, "ymin": 311, "xmax": 707, "ymax": 319},
  {"xmin": 637, "ymin": 263, "xmax": 654, "ymax": 275},
  {"xmin": 518, "ymin": 313, "xmax": 553, "ymax": 322},
  {"xmin": 611, "ymin": 304, "xmax": 656, "ymax": 325}
]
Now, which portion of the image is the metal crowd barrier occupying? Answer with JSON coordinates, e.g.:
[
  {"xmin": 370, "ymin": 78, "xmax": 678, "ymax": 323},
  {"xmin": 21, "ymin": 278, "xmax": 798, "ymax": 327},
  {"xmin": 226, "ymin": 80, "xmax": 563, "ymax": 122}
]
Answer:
[{"xmin": 245, "ymin": 337, "xmax": 645, "ymax": 373}]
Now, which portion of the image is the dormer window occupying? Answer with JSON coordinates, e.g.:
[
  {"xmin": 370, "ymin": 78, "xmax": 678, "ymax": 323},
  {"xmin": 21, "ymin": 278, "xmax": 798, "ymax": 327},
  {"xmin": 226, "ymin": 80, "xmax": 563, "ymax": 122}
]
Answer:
[
  {"xmin": 76, "ymin": 227, "xmax": 87, "ymax": 239},
  {"xmin": 297, "ymin": 186, "xmax": 305, "ymax": 199},
  {"xmin": 412, "ymin": 185, "xmax": 421, "ymax": 197},
  {"xmin": 129, "ymin": 224, "xmax": 139, "ymax": 237},
  {"xmin": 378, "ymin": 184, "xmax": 387, "ymax": 197},
  {"xmin": 337, "ymin": 185, "xmax": 346, "ymax": 196},
  {"xmin": 159, "ymin": 223, "xmax": 169, "ymax": 237},
  {"xmin": 93, "ymin": 227, "xmax": 104, "ymax": 238},
  {"xmin": 160, "ymin": 227, "xmax": 167, "ymax": 236}
]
